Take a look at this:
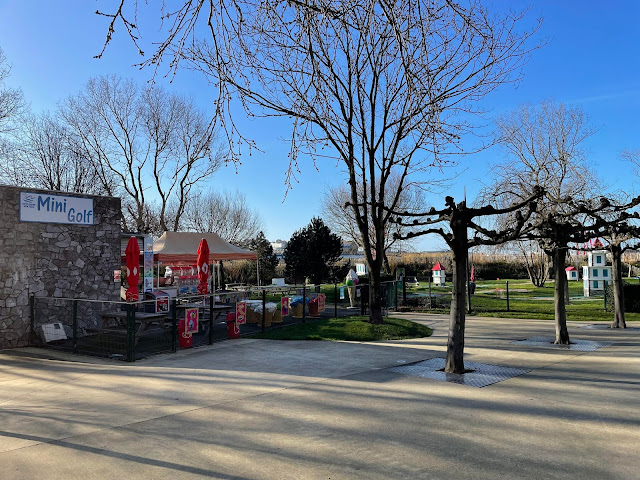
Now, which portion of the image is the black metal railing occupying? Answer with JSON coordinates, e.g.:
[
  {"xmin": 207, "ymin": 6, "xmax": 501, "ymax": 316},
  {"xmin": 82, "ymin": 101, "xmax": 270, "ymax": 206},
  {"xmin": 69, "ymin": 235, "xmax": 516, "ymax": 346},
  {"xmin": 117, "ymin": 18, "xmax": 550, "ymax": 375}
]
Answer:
[{"xmin": 29, "ymin": 281, "xmax": 401, "ymax": 362}]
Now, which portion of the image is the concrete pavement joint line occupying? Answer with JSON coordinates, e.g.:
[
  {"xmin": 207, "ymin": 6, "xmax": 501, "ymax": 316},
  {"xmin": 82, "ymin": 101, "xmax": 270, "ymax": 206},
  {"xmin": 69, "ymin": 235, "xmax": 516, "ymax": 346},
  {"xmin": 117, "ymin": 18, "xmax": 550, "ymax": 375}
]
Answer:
[
  {"xmin": 0, "ymin": 431, "xmax": 251, "ymax": 480},
  {"xmin": 0, "ymin": 358, "xmax": 420, "ymax": 454},
  {"xmin": 0, "ymin": 372, "xmax": 96, "ymax": 407}
]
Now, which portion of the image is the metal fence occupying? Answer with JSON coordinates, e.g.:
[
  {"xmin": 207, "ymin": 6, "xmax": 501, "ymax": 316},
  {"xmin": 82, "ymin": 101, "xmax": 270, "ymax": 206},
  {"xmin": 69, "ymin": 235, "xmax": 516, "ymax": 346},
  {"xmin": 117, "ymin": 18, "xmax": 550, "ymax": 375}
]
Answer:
[{"xmin": 29, "ymin": 280, "xmax": 402, "ymax": 362}]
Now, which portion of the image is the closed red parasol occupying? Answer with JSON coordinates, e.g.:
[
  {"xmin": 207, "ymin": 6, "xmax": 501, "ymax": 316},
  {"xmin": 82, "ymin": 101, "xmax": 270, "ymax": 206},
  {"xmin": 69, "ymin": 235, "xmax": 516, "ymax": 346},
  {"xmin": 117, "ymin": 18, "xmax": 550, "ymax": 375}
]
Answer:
[
  {"xmin": 196, "ymin": 238, "xmax": 210, "ymax": 295},
  {"xmin": 470, "ymin": 265, "xmax": 475, "ymax": 282},
  {"xmin": 125, "ymin": 236, "xmax": 140, "ymax": 302}
]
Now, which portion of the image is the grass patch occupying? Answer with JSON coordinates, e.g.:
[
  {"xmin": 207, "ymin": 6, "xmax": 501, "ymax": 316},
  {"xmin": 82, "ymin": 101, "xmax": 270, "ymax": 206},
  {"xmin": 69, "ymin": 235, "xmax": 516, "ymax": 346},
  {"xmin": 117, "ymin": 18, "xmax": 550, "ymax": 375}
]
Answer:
[
  {"xmin": 408, "ymin": 278, "xmax": 640, "ymax": 323},
  {"xmin": 252, "ymin": 316, "xmax": 433, "ymax": 341}
]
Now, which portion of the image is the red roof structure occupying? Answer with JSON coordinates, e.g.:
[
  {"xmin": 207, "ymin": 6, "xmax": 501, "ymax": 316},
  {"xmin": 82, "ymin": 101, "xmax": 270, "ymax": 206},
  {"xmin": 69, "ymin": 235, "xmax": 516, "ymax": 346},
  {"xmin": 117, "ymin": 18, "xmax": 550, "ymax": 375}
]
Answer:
[
  {"xmin": 432, "ymin": 262, "xmax": 444, "ymax": 271},
  {"xmin": 565, "ymin": 266, "xmax": 577, "ymax": 271}
]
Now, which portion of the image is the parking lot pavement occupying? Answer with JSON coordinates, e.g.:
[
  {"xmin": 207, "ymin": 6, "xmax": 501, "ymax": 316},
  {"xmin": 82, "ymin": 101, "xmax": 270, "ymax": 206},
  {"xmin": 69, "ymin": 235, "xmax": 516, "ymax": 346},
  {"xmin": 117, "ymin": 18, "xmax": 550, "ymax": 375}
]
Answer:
[{"xmin": 1, "ymin": 315, "xmax": 639, "ymax": 479}]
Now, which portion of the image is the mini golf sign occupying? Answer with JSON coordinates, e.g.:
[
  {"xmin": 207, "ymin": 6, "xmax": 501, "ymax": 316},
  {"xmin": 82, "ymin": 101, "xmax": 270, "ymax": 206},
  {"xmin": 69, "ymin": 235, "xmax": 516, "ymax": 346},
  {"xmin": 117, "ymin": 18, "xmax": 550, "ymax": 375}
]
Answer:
[{"xmin": 20, "ymin": 192, "xmax": 94, "ymax": 225}]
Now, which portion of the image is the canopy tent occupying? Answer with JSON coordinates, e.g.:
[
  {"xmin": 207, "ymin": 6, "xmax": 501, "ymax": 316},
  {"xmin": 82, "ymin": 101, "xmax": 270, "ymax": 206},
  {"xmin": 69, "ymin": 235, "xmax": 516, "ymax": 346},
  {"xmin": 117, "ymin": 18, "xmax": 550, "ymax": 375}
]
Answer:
[{"xmin": 153, "ymin": 231, "xmax": 257, "ymax": 264}]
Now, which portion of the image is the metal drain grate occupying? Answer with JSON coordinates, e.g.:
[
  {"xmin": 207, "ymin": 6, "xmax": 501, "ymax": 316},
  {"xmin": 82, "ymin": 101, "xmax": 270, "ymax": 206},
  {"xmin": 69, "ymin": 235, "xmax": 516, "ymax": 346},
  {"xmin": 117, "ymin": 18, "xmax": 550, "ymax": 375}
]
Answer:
[
  {"xmin": 391, "ymin": 358, "xmax": 530, "ymax": 388},
  {"xmin": 511, "ymin": 336, "xmax": 613, "ymax": 351}
]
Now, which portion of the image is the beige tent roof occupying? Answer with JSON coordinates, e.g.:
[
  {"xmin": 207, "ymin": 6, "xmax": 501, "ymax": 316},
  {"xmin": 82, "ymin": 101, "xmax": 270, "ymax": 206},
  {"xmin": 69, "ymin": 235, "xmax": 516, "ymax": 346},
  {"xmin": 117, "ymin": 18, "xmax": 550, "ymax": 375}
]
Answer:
[{"xmin": 153, "ymin": 231, "xmax": 257, "ymax": 264}]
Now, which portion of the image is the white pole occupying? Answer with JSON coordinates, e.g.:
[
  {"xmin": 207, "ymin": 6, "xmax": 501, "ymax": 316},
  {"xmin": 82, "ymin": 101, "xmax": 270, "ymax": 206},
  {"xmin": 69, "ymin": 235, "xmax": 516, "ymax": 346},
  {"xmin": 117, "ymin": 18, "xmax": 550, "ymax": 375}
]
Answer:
[{"xmin": 212, "ymin": 261, "xmax": 216, "ymax": 297}]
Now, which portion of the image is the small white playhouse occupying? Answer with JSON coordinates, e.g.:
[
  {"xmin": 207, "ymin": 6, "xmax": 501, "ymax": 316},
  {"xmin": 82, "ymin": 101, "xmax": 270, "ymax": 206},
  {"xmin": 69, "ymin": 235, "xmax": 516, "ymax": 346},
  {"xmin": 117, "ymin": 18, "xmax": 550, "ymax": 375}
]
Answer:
[
  {"xmin": 565, "ymin": 266, "xmax": 579, "ymax": 281},
  {"xmin": 432, "ymin": 262, "xmax": 446, "ymax": 286},
  {"xmin": 582, "ymin": 243, "xmax": 610, "ymax": 297}
]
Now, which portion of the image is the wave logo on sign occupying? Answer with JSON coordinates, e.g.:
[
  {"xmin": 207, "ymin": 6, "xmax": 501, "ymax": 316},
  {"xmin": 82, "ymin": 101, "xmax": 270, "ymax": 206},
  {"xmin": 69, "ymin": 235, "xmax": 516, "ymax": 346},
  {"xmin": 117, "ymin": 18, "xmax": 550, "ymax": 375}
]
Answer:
[{"xmin": 22, "ymin": 194, "xmax": 36, "ymax": 209}]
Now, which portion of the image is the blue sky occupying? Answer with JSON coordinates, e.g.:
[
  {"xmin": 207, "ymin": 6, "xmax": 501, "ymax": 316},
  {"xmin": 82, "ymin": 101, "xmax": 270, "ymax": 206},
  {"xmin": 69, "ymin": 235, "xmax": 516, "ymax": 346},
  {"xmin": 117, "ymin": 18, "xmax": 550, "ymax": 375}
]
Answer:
[{"xmin": 1, "ymin": 1, "xmax": 639, "ymax": 251}]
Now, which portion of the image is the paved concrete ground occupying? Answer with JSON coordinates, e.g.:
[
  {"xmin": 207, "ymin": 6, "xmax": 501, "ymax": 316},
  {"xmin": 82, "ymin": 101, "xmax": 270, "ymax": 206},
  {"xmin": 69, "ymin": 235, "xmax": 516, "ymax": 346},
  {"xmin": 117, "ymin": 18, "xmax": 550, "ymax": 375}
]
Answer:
[{"xmin": 1, "ymin": 314, "xmax": 639, "ymax": 480}]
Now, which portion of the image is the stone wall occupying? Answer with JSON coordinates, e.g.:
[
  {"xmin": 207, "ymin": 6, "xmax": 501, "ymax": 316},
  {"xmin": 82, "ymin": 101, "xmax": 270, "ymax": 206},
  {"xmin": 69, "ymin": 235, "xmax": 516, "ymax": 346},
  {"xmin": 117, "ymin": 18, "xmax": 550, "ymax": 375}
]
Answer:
[{"xmin": 0, "ymin": 186, "xmax": 121, "ymax": 348}]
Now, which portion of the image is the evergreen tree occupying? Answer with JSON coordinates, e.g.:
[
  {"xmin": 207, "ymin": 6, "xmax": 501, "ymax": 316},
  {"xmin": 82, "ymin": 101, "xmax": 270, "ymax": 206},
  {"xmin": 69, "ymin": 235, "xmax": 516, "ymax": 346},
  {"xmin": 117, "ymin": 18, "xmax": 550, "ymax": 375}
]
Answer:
[
  {"xmin": 284, "ymin": 218, "xmax": 342, "ymax": 284},
  {"xmin": 242, "ymin": 231, "xmax": 278, "ymax": 285}
]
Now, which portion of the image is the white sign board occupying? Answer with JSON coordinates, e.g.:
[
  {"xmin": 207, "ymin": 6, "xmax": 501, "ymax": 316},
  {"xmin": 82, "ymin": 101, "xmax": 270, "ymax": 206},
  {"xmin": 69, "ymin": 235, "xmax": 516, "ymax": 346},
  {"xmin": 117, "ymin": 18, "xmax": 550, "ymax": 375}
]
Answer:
[{"xmin": 20, "ymin": 192, "xmax": 94, "ymax": 225}]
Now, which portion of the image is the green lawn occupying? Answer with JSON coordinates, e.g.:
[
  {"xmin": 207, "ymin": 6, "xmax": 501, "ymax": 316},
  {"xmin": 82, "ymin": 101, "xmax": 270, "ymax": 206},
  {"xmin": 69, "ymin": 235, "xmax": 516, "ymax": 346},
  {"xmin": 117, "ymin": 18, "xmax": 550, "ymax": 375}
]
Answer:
[
  {"xmin": 252, "ymin": 316, "xmax": 433, "ymax": 341},
  {"xmin": 406, "ymin": 278, "xmax": 640, "ymax": 323}
]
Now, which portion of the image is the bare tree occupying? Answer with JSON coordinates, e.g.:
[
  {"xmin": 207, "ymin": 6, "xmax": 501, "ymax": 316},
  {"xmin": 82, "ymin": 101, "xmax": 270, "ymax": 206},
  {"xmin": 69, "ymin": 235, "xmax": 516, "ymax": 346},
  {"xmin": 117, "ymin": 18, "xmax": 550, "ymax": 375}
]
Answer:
[
  {"xmin": 181, "ymin": 189, "xmax": 263, "ymax": 244},
  {"xmin": 8, "ymin": 112, "xmax": 107, "ymax": 193},
  {"xmin": 518, "ymin": 240, "xmax": 549, "ymax": 287},
  {"xmin": 0, "ymin": 47, "xmax": 27, "ymax": 177},
  {"xmin": 0, "ymin": 47, "xmax": 25, "ymax": 134},
  {"xmin": 62, "ymin": 75, "xmax": 224, "ymax": 232},
  {"xmin": 321, "ymin": 174, "xmax": 422, "ymax": 270},
  {"xmin": 394, "ymin": 189, "xmax": 541, "ymax": 373},
  {"xmin": 482, "ymin": 101, "xmax": 598, "ymax": 288},
  {"xmin": 98, "ymin": 0, "xmax": 540, "ymax": 323}
]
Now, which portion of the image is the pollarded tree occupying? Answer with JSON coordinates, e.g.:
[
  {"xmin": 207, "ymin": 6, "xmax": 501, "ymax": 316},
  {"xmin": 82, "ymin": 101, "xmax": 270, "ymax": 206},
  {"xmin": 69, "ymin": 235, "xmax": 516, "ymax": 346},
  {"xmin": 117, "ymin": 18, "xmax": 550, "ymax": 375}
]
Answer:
[
  {"xmin": 582, "ymin": 200, "xmax": 640, "ymax": 329},
  {"xmin": 284, "ymin": 217, "xmax": 342, "ymax": 285},
  {"xmin": 97, "ymin": 0, "xmax": 541, "ymax": 324},
  {"xmin": 394, "ymin": 189, "xmax": 542, "ymax": 373},
  {"xmin": 529, "ymin": 196, "xmax": 640, "ymax": 343}
]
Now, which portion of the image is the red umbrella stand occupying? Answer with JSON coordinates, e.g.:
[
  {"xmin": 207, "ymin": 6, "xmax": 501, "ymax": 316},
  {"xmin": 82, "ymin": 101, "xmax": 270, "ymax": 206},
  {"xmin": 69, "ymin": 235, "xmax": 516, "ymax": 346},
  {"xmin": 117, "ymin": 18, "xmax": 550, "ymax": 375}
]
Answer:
[
  {"xmin": 197, "ymin": 238, "xmax": 210, "ymax": 295},
  {"xmin": 125, "ymin": 236, "xmax": 140, "ymax": 302}
]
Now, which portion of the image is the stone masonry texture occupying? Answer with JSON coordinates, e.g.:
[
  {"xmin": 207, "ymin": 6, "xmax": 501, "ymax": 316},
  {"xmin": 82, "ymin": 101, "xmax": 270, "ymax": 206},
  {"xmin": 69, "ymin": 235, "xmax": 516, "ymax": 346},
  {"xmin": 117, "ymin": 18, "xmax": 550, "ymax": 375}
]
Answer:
[{"xmin": 0, "ymin": 185, "xmax": 121, "ymax": 348}]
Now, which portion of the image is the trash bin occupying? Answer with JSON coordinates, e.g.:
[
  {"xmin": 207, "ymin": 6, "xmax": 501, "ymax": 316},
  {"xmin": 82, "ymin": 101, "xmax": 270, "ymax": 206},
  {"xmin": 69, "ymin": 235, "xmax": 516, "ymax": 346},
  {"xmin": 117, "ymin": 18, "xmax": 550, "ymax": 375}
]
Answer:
[
  {"xmin": 177, "ymin": 318, "xmax": 193, "ymax": 348},
  {"xmin": 290, "ymin": 296, "xmax": 309, "ymax": 317},
  {"xmin": 226, "ymin": 312, "xmax": 240, "ymax": 339},
  {"xmin": 469, "ymin": 282, "xmax": 476, "ymax": 295},
  {"xmin": 308, "ymin": 297, "xmax": 319, "ymax": 316}
]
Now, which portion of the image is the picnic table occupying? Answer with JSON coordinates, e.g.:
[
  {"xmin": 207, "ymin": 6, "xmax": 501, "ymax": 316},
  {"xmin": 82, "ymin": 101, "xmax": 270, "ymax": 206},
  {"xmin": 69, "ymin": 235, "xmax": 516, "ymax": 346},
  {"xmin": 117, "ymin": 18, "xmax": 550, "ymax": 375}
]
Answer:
[{"xmin": 99, "ymin": 311, "xmax": 169, "ymax": 345}]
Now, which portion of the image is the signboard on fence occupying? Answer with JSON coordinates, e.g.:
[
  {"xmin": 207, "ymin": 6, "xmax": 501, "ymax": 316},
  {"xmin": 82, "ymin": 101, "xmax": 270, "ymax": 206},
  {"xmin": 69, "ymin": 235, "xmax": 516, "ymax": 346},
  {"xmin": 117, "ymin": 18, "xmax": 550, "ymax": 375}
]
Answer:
[
  {"xmin": 143, "ymin": 236, "xmax": 154, "ymax": 293},
  {"xmin": 281, "ymin": 296, "xmax": 290, "ymax": 316},
  {"xmin": 236, "ymin": 301, "xmax": 247, "ymax": 325},
  {"xmin": 317, "ymin": 293, "xmax": 326, "ymax": 312},
  {"xmin": 340, "ymin": 287, "xmax": 345, "ymax": 300},
  {"xmin": 185, "ymin": 308, "xmax": 199, "ymax": 334},
  {"xmin": 156, "ymin": 296, "xmax": 169, "ymax": 314}
]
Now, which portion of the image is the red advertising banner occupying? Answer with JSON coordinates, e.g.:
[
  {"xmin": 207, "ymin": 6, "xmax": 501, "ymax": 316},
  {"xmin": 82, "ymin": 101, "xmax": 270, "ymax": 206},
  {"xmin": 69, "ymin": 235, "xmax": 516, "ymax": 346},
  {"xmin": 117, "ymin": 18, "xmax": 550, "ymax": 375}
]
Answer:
[
  {"xmin": 281, "ymin": 296, "xmax": 290, "ymax": 316},
  {"xmin": 236, "ymin": 302, "xmax": 247, "ymax": 325},
  {"xmin": 317, "ymin": 294, "xmax": 326, "ymax": 312},
  {"xmin": 185, "ymin": 308, "xmax": 199, "ymax": 334}
]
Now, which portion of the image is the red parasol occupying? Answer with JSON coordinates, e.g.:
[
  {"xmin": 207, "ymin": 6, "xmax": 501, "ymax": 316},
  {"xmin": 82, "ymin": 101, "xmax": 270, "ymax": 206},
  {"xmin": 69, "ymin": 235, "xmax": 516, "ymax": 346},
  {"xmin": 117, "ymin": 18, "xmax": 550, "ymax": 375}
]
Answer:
[
  {"xmin": 470, "ymin": 265, "xmax": 475, "ymax": 282},
  {"xmin": 196, "ymin": 238, "xmax": 210, "ymax": 295},
  {"xmin": 125, "ymin": 236, "xmax": 140, "ymax": 302}
]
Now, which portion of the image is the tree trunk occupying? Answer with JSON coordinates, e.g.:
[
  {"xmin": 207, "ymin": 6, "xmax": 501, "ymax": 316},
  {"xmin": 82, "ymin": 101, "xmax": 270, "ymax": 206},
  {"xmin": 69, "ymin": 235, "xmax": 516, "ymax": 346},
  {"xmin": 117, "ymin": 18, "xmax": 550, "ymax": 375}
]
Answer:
[
  {"xmin": 368, "ymin": 258, "xmax": 384, "ymax": 324},
  {"xmin": 445, "ymin": 243, "xmax": 467, "ymax": 374},
  {"xmin": 610, "ymin": 244, "xmax": 626, "ymax": 328},
  {"xmin": 553, "ymin": 247, "xmax": 570, "ymax": 344},
  {"xmin": 564, "ymin": 274, "xmax": 570, "ymax": 305}
]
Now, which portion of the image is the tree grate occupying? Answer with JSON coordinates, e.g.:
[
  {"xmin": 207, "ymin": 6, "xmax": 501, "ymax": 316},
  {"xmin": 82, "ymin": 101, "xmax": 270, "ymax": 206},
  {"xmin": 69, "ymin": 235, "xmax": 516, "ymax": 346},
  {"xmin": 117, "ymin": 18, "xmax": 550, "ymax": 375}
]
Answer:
[
  {"xmin": 391, "ymin": 357, "xmax": 530, "ymax": 388},
  {"xmin": 581, "ymin": 324, "xmax": 640, "ymax": 331},
  {"xmin": 511, "ymin": 336, "xmax": 613, "ymax": 351}
]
